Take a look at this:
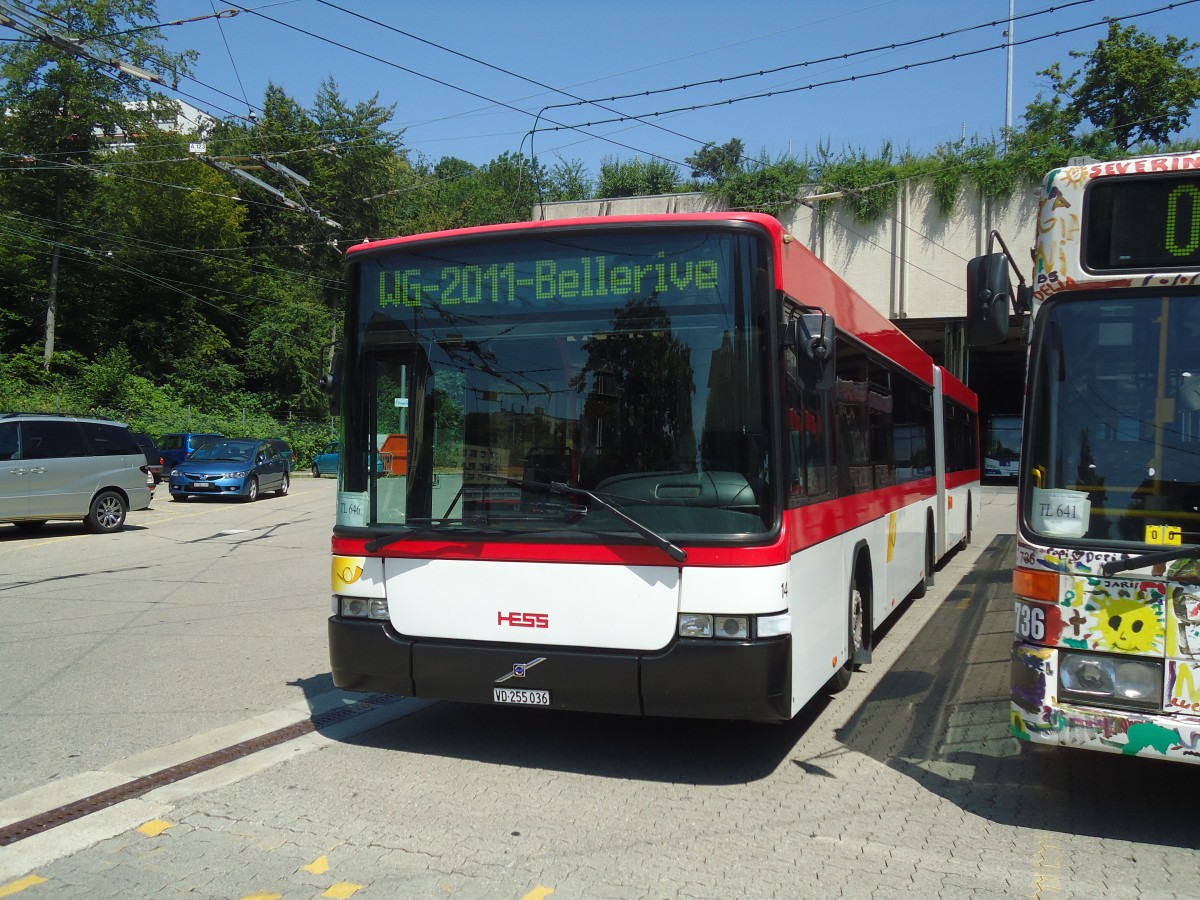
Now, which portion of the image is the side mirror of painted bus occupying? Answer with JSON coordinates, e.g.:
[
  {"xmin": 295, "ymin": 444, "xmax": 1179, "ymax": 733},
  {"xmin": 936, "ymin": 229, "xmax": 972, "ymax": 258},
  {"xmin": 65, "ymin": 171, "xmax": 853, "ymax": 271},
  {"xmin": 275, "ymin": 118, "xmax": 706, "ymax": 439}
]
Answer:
[
  {"xmin": 966, "ymin": 253, "xmax": 1012, "ymax": 346},
  {"xmin": 319, "ymin": 350, "xmax": 342, "ymax": 417}
]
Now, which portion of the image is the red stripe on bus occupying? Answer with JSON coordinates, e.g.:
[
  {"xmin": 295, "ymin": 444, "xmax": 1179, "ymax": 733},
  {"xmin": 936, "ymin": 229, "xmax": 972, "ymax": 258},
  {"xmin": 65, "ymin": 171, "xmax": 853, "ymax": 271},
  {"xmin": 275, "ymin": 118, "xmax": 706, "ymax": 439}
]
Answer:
[{"xmin": 331, "ymin": 480, "xmax": 942, "ymax": 568}]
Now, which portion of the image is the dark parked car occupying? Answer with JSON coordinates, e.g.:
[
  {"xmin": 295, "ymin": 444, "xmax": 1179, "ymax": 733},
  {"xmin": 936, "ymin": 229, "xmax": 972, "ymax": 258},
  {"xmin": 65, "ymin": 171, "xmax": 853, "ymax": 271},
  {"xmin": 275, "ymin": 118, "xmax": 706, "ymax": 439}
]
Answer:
[
  {"xmin": 168, "ymin": 438, "xmax": 289, "ymax": 502},
  {"xmin": 265, "ymin": 438, "xmax": 293, "ymax": 471},
  {"xmin": 159, "ymin": 432, "xmax": 224, "ymax": 471},
  {"xmin": 130, "ymin": 431, "xmax": 164, "ymax": 483}
]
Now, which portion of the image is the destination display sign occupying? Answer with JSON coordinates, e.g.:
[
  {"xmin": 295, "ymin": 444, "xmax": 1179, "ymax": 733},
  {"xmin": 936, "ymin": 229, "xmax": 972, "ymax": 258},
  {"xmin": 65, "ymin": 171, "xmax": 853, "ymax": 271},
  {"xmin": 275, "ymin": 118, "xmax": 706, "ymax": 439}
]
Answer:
[
  {"xmin": 361, "ymin": 232, "xmax": 736, "ymax": 315},
  {"xmin": 1085, "ymin": 172, "xmax": 1200, "ymax": 272}
]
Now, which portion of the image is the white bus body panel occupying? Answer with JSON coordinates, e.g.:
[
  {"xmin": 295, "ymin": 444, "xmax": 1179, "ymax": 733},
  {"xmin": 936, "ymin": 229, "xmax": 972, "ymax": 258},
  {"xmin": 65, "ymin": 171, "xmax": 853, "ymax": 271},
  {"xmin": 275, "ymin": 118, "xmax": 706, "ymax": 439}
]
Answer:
[{"xmin": 384, "ymin": 558, "xmax": 679, "ymax": 651}]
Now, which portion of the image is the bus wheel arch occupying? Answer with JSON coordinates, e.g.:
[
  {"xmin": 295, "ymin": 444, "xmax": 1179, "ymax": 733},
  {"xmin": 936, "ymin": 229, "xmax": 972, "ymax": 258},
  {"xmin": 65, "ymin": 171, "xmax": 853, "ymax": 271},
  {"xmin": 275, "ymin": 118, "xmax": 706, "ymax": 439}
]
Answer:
[
  {"xmin": 829, "ymin": 543, "xmax": 873, "ymax": 693},
  {"xmin": 911, "ymin": 512, "xmax": 935, "ymax": 598}
]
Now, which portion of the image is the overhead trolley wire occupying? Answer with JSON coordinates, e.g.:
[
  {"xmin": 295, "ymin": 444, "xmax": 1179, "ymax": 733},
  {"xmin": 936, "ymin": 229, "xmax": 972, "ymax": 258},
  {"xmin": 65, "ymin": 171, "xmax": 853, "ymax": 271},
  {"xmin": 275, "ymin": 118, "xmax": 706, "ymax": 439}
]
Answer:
[{"xmin": 533, "ymin": 1, "xmax": 1200, "ymax": 133}]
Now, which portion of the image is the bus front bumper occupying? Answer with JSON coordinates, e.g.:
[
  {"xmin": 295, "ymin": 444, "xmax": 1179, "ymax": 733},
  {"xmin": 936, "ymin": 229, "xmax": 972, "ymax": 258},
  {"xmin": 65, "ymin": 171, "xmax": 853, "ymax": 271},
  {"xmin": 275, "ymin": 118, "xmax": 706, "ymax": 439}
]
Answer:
[
  {"xmin": 329, "ymin": 617, "xmax": 791, "ymax": 721},
  {"xmin": 1010, "ymin": 642, "xmax": 1200, "ymax": 763}
]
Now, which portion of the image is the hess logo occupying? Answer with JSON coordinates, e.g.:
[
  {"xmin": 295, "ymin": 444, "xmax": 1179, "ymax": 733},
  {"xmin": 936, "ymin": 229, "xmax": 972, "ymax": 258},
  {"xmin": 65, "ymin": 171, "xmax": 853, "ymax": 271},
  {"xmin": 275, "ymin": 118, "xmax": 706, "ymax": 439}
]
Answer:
[{"xmin": 497, "ymin": 611, "xmax": 549, "ymax": 628}]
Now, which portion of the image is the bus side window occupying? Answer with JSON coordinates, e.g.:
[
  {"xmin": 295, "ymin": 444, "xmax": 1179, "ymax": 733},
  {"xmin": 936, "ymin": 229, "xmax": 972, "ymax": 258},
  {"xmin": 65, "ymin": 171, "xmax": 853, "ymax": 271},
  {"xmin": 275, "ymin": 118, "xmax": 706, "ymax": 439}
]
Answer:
[
  {"xmin": 785, "ymin": 380, "xmax": 831, "ymax": 505},
  {"xmin": 835, "ymin": 340, "xmax": 871, "ymax": 496}
]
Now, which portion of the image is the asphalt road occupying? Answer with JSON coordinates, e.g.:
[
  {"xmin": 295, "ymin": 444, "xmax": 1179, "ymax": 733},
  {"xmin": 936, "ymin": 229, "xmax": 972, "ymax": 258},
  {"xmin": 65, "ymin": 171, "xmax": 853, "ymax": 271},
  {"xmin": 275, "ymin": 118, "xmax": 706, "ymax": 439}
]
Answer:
[{"xmin": 2, "ymin": 482, "xmax": 1199, "ymax": 899}]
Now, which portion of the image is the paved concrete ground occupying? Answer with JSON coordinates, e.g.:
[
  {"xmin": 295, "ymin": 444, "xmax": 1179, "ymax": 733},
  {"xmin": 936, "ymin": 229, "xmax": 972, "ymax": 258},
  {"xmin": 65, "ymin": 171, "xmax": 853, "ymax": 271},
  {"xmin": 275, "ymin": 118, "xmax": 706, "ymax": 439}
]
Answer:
[{"xmin": 4, "ymin": 486, "xmax": 1200, "ymax": 899}]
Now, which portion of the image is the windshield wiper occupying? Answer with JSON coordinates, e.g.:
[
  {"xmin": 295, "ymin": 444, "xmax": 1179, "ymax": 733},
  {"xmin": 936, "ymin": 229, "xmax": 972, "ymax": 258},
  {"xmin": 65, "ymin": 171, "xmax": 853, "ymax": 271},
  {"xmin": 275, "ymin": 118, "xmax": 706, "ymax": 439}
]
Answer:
[
  {"xmin": 483, "ymin": 474, "xmax": 687, "ymax": 563},
  {"xmin": 1101, "ymin": 545, "xmax": 1200, "ymax": 577}
]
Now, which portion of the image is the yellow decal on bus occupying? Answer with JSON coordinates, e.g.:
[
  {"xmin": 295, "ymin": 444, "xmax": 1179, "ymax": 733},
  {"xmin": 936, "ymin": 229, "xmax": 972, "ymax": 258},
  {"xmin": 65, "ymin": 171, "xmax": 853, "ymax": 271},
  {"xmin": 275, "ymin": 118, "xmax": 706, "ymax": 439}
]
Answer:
[{"xmin": 333, "ymin": 556, "xmax": 365, "ymax": 592}]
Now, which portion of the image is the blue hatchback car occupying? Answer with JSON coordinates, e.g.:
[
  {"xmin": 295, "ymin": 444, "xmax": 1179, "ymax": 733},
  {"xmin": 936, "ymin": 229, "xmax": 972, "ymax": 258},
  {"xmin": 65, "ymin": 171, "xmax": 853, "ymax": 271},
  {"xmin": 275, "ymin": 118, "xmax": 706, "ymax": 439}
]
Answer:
[
  {"xmin": 311, "ymin": 441, "xmax": 340, "ymax": 478},
  {"xmin": 311, "ymin": 441, "xmax": 387, "ymax": 478},
  {"xmin": 168, "ymin": 439, "xmax": 289, "ymax": 502}
]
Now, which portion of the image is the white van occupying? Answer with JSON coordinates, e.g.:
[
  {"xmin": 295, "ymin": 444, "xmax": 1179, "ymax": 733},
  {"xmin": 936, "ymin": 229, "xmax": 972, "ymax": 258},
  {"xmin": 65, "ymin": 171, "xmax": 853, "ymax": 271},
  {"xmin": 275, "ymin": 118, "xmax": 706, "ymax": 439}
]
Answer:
[{"xmin": 0, "ymin": 414, "xmax": 152, "ymax": 533}]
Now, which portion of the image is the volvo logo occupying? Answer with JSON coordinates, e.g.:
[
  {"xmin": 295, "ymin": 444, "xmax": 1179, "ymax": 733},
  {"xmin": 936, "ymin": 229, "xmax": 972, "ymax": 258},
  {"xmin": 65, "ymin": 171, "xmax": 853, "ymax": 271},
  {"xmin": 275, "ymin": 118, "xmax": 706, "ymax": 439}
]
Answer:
[{"xmin": 494, "ymin": 657, "xmax": 547, "ymax": 683}]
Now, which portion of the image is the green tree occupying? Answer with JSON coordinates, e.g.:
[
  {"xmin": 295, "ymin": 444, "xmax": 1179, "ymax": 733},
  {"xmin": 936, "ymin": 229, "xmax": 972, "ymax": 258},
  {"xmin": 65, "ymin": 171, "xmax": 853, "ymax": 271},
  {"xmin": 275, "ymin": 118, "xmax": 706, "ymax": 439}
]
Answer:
[
  {"xmin": 83, "ymin": 132, "xmax": 249, "ymax": 382},
  {"xmin": 546, "ymin": 158, "xmax": 592, "ymax": 201},
  {"xmin": 407, "ymin": 151, "xmax": 549, "ymax": 232},
  {"xmin": 0, "ymin": 0, "xmax": 194, "ymax": 369},
  {"xmin": 713, "ymin": 150, "xmax": 810, "ymax": 213},
  {"xmin": 686, "ymin": 138, "xmax": 746, "ymax": 184},
  {"xmin": 243, "ymin": 273, "xmax": 336, "ymax": 416},
  {"xmin": 596, "ymin": 156, "xmax": 681, "ymax": 198},
  {"xmin": 1023, "ymin": 21, "xmax": 1200, "ymax": 152}
]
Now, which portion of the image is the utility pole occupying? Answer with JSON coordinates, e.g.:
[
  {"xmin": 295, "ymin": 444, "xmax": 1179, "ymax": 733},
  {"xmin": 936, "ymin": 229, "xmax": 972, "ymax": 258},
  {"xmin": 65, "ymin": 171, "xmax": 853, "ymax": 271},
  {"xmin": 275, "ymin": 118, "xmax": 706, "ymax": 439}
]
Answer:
[{"xmin": 1004, "ymin": 0, "xmax": 1015, "ymax": 150}]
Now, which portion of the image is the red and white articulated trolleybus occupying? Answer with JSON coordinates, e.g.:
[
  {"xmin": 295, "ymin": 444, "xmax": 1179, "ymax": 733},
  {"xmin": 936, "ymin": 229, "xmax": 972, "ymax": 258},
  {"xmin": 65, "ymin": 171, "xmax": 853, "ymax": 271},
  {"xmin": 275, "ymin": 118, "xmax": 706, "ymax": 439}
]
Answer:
[
  {"xmin": 968, "ymin": 150, "xmax": 1200, "ymax": 761},
  {"xmin": 328, "ymin": 212, "xmax": 978, "ymax": 720}
]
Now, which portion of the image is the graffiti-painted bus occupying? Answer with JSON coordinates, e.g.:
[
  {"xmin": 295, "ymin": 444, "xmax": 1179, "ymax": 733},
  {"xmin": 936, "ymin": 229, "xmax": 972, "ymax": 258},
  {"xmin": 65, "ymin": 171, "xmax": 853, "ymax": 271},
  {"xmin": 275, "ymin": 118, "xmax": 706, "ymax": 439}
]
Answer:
[
  {"xmin": 968, "ymin": 150, "xmax": 1200, "ymax": 762},
  {"xmin": 326, "ymin": 212, "xmax": 978, "ymax": 721}
]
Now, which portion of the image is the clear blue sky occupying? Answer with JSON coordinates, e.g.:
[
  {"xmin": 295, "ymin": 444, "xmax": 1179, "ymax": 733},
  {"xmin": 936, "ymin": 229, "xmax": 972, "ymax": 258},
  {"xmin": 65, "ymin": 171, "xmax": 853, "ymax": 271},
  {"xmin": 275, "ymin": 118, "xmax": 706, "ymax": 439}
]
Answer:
[{"xmin": 160, "ymin": 0, "xmax": 1200, "ymax": 177}]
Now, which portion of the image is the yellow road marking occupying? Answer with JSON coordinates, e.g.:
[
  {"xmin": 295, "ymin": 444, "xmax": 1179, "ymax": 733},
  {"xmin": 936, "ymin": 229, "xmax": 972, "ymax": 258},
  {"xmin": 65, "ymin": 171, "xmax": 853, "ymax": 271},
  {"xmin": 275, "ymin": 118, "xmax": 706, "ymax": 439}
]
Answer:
[
  {"xmin": 240, "ymin": 893, "xmax": 283, "ymax": 900},
  {"xmin": 1033, "ymin": 834, "xmax": 1062, "ymax": 897},
  {"xmin": 522, "ymin": 888, "xmax": 555, "ymax": 900},
  {"xmin": 323, "ymin": 884, "xmax": 364, "ymax": 899},
  {"xmin": 302, "ymin": 856, "xmax": 330, "ymax": 874},
  {"xmin": 137, "ymin": 819, "xmax": 173, "ymax": 837},
  {"xmin": 0, "ymin": 876, "xmax": 48, "ymax": 897}
]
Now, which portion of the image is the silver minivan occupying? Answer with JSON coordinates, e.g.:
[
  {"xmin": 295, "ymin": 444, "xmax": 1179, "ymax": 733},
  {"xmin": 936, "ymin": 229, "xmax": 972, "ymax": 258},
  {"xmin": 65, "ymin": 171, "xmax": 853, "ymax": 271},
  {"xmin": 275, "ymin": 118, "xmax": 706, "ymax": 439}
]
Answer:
[{"xmin": 0, "ymin": 414, "xmax": 153, "ymax": 533}]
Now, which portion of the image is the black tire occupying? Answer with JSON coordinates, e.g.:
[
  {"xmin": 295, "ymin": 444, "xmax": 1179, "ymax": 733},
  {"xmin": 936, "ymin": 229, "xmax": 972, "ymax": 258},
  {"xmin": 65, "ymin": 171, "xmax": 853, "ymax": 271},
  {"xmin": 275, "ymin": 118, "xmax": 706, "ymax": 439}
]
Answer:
[
  {"xmin": 172, "ymin": 493, "xmax": 189, "ymax": 502},
  {"xmin": 276, "ymin": 472, "xmax": 290, "ymax": 496},
  {"xmin": 829, "ymin": 577, "xmax": 865, "ymax": 693},
  {"xmin": 84, "ymin": 490, "xmax": 127, "ymax": 533},
  {"xmin": 13, "ymin": 520, "xmax": 47, "ymax": 531},
  {"xmin": 312, "ymin": 464, "xmax": 321, "ymax": 478},
  {"xmin": 244, "ymin": 476, "xmax": 259, "ymax": 502},
  {"xmin": 912, "ymin": 527, "xmax": 935, "ymax": 598}
]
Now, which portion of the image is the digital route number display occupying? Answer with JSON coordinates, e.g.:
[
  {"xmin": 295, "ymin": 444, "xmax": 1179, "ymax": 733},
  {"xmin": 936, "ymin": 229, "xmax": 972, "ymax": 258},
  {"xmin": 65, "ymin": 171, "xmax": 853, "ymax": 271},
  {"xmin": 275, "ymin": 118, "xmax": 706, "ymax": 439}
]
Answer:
[
  {"xmin": 1085, "ymin": 172, "xmax": 1200, "ymax": 272},
  {"xmin": 365, "ymin": 233, "xmax": 733, "ymax": 315}
]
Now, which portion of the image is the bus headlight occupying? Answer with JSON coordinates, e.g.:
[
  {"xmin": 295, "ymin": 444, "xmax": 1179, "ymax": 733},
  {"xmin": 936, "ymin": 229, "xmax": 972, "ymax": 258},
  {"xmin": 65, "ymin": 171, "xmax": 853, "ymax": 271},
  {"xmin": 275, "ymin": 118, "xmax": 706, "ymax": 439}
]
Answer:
[
  {"xmin": 337, "ymin": 596, "xmax": 389, "ymax": 620},
  {"xmin": 678, "ymin": 614, "xmax": 713, "ymax": 638},
  {"xmin": 1058, "ymin": 651, "xmax": 1162, "ymax": 711},
  {"xmin": 715, "ymin": 616, "xmax": 749, "ymax": 639},
  {"xmin": 677, "ymin": 614, "xmax": 752, "ymax": 639}
]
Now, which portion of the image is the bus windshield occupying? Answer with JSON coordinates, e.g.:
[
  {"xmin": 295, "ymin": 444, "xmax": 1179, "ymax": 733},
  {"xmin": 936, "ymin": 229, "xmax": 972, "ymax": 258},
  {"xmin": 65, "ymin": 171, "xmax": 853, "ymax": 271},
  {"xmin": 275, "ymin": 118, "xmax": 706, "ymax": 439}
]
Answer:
[
  {"xmin": 1025, "ymin": 292, "xmax": 1200, "ymax": 546},
  {"xmin": 343, "ymin": 228, "xmax": 774, "ymax": 538}
]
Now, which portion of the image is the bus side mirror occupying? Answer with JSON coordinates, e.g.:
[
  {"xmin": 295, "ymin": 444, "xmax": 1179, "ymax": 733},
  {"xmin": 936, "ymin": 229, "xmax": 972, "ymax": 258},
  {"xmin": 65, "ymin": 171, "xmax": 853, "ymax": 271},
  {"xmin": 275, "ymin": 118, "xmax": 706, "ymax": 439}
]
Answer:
[
  {"xmin": 319, "ymin": 350, "xmax": 342, "ymax": 417},
  {"xmin": 785, "ymin": 313, "xmax": 836, "ymax": 391},
  {"xmin": 966, "ymin": 253, "xmax": 1013, "ymax": 346}
]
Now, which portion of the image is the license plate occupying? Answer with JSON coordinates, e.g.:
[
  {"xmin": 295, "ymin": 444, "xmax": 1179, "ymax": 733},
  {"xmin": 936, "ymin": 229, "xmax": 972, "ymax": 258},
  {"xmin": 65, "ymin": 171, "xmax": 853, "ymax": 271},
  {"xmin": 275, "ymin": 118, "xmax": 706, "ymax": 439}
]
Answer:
[
  {"xmin": 189, "ymin": 482, "xmax": 213, "ymax": 490},
  {"xmin": 493, "ymin": 688, "xmax": 549, "ymax": 706}
]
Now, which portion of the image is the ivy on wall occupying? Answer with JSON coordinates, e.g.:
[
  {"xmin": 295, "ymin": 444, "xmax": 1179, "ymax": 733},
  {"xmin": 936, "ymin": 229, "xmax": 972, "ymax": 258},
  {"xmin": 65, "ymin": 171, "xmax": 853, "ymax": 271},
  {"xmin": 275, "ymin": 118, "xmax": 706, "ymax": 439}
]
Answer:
[{"xmin": 710, "ymin": 135, "xmax": 1200, "ymax": 221}]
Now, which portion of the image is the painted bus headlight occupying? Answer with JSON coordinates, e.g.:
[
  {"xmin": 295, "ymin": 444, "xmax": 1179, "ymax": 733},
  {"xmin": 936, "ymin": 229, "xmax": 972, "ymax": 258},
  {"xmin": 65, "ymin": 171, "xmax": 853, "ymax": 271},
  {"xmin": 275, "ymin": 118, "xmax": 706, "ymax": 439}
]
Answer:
[
  {"xmin": 1058, "ymin": 651, "xmax": 1162, "ymax": 711},
  {"xmin": 336, "ymin": 596, "xmax": 390, "ymax": 620}
]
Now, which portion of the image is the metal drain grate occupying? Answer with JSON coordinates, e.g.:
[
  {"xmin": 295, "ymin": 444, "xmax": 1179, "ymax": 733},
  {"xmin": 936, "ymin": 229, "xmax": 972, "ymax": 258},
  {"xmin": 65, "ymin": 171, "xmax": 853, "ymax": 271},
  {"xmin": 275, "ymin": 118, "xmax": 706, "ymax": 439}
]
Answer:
[{"xmin": 0, "ymin": 694, "xmax": 401, "ymax": 846}]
